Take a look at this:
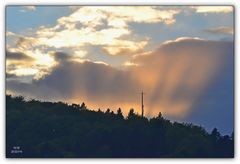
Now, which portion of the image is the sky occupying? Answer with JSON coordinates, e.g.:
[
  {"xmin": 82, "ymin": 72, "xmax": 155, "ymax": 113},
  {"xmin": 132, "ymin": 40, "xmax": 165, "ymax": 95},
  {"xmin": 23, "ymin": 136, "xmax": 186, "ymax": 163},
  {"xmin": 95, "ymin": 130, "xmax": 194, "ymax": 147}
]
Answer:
[{"xmin": 6, "ymin": 6, "xmax": 234, "ymax": 134}]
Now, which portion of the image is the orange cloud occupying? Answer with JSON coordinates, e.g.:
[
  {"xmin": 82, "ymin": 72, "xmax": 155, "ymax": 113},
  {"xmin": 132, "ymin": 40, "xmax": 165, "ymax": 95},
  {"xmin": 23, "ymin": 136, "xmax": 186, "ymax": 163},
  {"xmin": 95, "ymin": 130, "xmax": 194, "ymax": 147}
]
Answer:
[{"xmin": 129, "ymin": 38, "xmax": 233, "ymax": 117}]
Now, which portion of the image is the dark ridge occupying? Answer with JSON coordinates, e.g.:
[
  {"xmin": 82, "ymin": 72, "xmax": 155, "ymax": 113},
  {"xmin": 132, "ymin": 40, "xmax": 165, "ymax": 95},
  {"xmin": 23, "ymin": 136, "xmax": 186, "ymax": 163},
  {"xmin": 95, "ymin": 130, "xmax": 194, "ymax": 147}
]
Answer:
[{"xmin": 6, "ymin": 95, "xmax": 234, "ymax": 158}]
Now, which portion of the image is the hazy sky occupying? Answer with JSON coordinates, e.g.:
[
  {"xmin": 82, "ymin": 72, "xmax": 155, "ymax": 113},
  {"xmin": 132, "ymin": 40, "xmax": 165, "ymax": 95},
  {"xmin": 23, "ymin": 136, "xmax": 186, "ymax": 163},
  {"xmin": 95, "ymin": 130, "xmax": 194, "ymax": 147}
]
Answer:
[{"xmin": 6, "ymin": 6, "xmax": 234, "ymax": 134}]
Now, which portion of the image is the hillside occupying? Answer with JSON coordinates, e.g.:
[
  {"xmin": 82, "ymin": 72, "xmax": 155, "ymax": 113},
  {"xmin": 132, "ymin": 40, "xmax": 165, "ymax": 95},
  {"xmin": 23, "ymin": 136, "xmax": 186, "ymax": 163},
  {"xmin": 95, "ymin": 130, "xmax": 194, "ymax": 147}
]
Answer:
[{"xmin": 6, "ymin": 95, "xmax": 234, "ymax": 158}]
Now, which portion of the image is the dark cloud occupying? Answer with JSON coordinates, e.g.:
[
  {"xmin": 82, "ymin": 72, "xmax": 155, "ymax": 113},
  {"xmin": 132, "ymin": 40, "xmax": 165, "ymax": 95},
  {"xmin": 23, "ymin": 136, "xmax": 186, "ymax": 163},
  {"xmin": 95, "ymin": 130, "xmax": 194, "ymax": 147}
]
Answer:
[
  {"xmin": 7, "ymin": 60, "xmax": 141, "ymax": 114},
  {"xmin": 174, "ymin": 47, "xmax": 234, "ymax": 134},
  {"xmin": 51, "ymin": 51, "xmax": 71, "ymax": 62},
  {"xmin": 6, "ymin": 73, "xmax": 18, "ymax": 78},
  {"xmin": 132, "ymin": 38, "xmax": 233, "ymax": 134},
  {"xmin": 6, "ymin": 51, "xmax": 34, "ymax": 61},
  {"xmin": 15, "ymin": 37, "xmax": 37, "ymax": 50},
  {"xmin": 130, "ymin": 39, "xmax": 233, "ymax": 115},
  {"xmin": 203, "ymin": 26, "xmax": 233, "ymax": 35}
]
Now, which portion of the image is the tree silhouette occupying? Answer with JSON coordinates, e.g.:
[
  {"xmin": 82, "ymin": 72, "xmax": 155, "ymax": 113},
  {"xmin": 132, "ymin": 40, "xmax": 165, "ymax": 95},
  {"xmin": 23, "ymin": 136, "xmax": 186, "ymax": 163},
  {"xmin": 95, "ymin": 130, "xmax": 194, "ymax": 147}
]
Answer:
[
  {"xmin": 80, "ymin": 102, "xmax": 87, "ymax": 110},
  {"xmin": 97, "ymin": 108, "xmax": 102, "ymax": 113},
  {"xmin": 156, "ymin": 112, "xmax": 163, "ymax": 120},
  {"xmin": 211, "ymin": 128, "xmax": 221, "ymax": 141},
  {"xmin": 71, "ymin": 103, "xmax": 80, "ymax": 110},
  {"xmin": 6, "ymin": 95, "xmax": 234, "ymax": 158},
  {"xmin": 117, "ymin": 108, "xmax": 124, "ymax": 119},
  {"xmin": 127, "ymin": 108, "xmax": 135, "ymax": 120},
  {"xmin": 105, "ymin": 108, "xmax": 110, "ymax": 114}
]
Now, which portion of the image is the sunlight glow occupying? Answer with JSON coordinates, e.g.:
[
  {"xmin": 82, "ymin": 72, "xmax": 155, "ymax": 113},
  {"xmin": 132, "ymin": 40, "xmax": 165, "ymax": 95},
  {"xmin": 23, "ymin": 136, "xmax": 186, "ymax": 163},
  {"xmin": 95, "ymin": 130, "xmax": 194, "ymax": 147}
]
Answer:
[{"xmin": 193, "ymin": 6, "xmax": 233, "ymax": 13}]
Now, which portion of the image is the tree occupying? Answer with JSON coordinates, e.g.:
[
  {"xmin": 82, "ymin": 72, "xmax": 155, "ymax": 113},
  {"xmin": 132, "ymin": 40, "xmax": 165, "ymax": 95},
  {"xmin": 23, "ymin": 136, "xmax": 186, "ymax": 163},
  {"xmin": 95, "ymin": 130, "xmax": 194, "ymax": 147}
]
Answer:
[
  {"xmin": 80, "ymin": 102, "xmax": 87, "ymax": 110},
  {"xmin": 6, "ymin": 95, "xmax": 234, "ymax": 158},
  {"xmin": 127, "ymin": 108, "xmax": 136, "ymax": 120},
  {"xmin": 105, "ymin": 108, "xmax": 110, "ymax": 114},
  {"xmin": 71, "ymin": 104, "xmax": 80, "ymax": 110},
  {"xmin": 15, "ymin": 96, "xmax": 25, "ymax": 102},
  {"xmin": 157, "ymin": 112, "xmax": 163, "ymax": 120},
  {"xmin": 211, "ymin": 128, "xmax": 221, "ymax": 141},
  {"xmin": 117, "ymin": 108, "xmax": 124, "ymax": 119}
]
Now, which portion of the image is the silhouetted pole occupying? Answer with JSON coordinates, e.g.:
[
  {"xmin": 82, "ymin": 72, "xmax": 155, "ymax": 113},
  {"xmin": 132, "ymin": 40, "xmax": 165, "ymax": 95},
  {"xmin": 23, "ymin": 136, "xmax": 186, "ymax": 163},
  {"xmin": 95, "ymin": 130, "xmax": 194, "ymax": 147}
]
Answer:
[{"xmin": 141, "ymin": 91, "xmax": 144, "ymax": 117}]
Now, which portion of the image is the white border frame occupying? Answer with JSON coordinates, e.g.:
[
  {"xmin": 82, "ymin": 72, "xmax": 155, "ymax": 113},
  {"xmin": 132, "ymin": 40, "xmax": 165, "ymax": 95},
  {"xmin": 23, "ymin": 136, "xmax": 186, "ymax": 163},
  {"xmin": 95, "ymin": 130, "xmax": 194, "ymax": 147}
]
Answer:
[{"xmin": 1, "ymin": 0, "xmax": 238, "ymax": 163}]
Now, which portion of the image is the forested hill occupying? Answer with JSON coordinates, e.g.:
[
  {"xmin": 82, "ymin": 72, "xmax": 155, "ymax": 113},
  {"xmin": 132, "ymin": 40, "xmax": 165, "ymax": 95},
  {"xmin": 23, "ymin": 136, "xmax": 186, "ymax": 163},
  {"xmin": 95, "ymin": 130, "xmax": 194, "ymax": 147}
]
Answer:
[{"xmin": 6, "ymin": 95, "xmax": 234, "ymax": 158}]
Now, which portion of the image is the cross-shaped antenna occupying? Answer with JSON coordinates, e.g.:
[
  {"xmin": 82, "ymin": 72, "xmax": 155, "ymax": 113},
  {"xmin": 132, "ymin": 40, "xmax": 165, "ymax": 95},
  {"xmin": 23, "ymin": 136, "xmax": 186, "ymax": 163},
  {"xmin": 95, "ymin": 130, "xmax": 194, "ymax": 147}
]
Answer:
[{"xmin": 141, "ymin": 91, "xmax": 146, "ymax": 117}]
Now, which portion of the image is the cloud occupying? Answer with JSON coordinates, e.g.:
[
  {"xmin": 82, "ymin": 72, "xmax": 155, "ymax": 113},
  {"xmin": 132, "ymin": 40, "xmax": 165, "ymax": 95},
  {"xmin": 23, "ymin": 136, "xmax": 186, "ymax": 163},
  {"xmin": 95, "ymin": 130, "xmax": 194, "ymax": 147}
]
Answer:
[
  {"xmin": 6, "ymin": 31, "xmax": 17, "ymax": 37},
  {"xmin": 6, "ymin": 50, "xmax": 38, "ymax": 77},
  {"xmin": 73, "ymin": 50, "xmax": 87, "ymax": 58},
  {"xmin": 16, "ymin": 37, "xmax": 37, "ymax": 50},
  {"xmin": 6, "ymin": 47, "xmax": 56, "ymax": 79},
  {"xmin": 8, "ymin": 68, "xmax": 39, "ymax": 77},
  {"xmin": 102, "ymin": 40, "xmax": 148, "ymax": 56},
  {"xmin": 6, "ymin": 32, "xmax": 57, "ymax": 79},
  {"xmin": 13, "ymin": 6, "xmax": 179, "ymax": 57},
  {"xmin": 203, "ymin": 26, "xmax": 234, "ymax": 35},
  {"xmin": 6, "ymin": 60, "xmax": 141, "ymax": 116},
  {"xmin": 7, "ymin": 38, "xmax": 233, "ymax": 118},
  {"xmin": 57, "ymin": 7, "xmax": 179, "ymax": 27},
  {"xmin": 20, "ymin": 6, "xmax": 36, "ymax": 12},
  {"xmin": 6, "ymin": 51, "xmax": 34, "ymax": 61},
  {"xmin": 5, "ymin": 6, "xmax": 183, "ymax": 81},
  {"xmin": 13, "ymin": 5, "xmax": 234, "ymax": 80},
  {"xmin": 6, "ymin": 73, "xmax": 18, "ymax": 79},
  {"xmin": 130, "ymin": 38, "xmax": 233, "ymax": 117},
  {"xmin": 193, "ymin": 6, "xmax": 233, "ymax": 13}
]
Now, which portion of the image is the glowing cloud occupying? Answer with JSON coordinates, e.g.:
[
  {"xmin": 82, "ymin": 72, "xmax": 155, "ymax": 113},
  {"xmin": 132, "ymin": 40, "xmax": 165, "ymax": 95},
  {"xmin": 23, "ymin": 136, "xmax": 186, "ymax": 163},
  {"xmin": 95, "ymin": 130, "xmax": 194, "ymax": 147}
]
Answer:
[
  {"xmin": 21, "ymin": 6, "xmax": 179, "ymax": 55},
  {"xmin": 193, "ymin": 6, "xmax": 233, "ymax": 13},
  {"xmin": 6, "ymin": 6, "xmax": 182, "ymax": 80},
  {"xmin": 6, "ymin": 38, "xmax": 234, "ymax": 118},
  {"xmin": 129, "ymin": 38, "xmax": 233, "ymax": 117}
]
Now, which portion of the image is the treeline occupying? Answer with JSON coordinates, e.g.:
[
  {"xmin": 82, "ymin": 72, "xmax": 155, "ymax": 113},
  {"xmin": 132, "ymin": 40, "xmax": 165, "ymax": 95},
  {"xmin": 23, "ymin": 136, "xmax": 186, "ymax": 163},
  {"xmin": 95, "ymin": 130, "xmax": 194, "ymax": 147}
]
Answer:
[{"xmin": 6, "ymin": 95, "xmax": 234, "ymax": 158}]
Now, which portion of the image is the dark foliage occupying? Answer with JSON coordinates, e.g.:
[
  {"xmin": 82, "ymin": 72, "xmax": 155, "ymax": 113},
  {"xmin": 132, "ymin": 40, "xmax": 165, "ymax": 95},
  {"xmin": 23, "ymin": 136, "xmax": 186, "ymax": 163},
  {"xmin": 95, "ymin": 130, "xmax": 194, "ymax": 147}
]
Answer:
[{"xmin": 6, "ymin": 95, "xmax": 234, "ymax": 158}]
